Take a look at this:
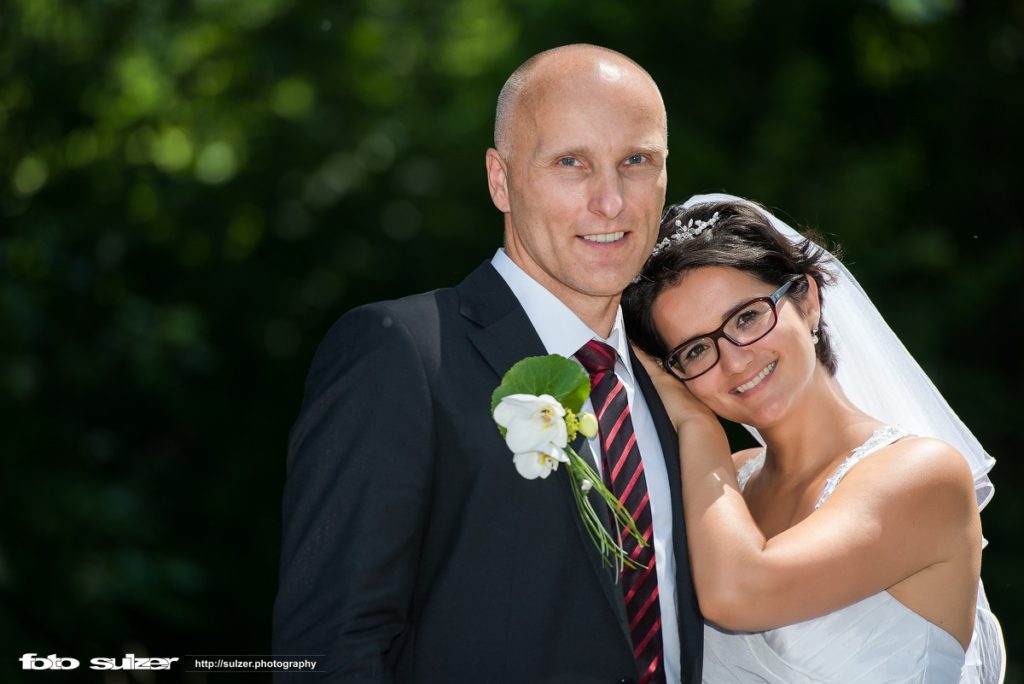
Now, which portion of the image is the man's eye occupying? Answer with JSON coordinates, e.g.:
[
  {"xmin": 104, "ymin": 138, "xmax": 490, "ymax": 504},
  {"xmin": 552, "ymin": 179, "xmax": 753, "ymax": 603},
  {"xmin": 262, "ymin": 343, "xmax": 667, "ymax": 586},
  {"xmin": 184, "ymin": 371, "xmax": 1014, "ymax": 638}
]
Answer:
[
  {"xmin": 625, "ymin": 154, "xmax": 646, "ymax": 165},
  {"xmin": 557, "ymin": 157, "xmax": 580, "ymax": 167}
]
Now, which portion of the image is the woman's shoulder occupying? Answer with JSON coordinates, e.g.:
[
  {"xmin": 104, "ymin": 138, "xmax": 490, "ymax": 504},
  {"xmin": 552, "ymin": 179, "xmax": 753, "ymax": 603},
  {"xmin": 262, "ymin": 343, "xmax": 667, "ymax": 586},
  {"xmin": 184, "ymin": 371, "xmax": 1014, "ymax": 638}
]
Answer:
[
  {"xmin": 831, "ymin": 433, "xmax": 976, "ymax": 511},
  {"xmin": 864, "ymin": 434, "xmax": 971, "ymax": 483}
]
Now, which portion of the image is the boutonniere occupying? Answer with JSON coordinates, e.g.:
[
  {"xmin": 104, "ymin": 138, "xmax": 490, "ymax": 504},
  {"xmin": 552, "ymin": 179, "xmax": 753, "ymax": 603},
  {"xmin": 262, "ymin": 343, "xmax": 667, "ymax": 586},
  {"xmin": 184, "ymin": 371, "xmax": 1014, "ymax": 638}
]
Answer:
[{"xmin": 491, "ymin": 354, "xmax": 647, "ymax": 572}]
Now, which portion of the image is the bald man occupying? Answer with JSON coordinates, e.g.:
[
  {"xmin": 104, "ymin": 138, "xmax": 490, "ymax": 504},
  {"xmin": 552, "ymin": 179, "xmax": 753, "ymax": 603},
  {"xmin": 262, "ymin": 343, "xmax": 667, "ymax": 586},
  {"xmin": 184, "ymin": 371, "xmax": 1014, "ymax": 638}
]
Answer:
[{"xmin": 274, "ymin": 45, "xmax": 702, "ymax": 684}]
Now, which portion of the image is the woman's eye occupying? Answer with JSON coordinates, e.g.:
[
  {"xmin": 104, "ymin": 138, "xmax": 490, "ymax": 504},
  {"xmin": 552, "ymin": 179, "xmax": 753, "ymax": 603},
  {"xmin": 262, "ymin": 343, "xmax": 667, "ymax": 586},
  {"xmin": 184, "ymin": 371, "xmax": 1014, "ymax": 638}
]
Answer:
[
  {"xmin": 735, "ymin": 309, "xmax": 762, "ymax": 328},
  {"xmin": 685, "ymin": 343, "xmax": 709, "ymax": 361}
]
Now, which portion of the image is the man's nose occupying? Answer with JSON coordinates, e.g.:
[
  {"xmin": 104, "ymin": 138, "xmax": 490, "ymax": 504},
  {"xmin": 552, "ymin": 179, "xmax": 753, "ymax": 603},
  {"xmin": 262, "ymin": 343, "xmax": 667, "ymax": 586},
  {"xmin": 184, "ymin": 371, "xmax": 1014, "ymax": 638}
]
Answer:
[{"xmin": 587, "ymin": 168, "xmax": 625, "ymax": 218}]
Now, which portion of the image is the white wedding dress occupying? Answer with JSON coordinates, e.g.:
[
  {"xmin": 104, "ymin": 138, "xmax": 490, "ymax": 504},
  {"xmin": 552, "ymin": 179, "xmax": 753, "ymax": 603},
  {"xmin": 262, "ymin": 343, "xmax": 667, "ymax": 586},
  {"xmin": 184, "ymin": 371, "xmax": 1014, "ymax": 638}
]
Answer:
[{"xmin": 701, "ymin": 426, "xmax": 967, "ymax": 683}]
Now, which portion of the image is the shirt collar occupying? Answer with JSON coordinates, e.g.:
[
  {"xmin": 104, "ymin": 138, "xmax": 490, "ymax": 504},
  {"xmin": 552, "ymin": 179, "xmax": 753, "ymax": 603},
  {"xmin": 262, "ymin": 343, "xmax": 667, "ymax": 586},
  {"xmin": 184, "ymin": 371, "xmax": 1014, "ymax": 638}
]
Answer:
[{"xmin": 491, "ymin": 248, "xmax": 635, "ymax": 381}]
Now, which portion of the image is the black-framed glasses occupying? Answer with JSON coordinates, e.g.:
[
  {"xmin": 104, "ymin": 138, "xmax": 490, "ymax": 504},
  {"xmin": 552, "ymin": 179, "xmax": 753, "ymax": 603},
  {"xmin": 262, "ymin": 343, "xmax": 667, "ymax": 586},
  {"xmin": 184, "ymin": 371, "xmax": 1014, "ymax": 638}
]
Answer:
[{"xmin": 662, "ymin": 278, "xmax": 801, "ymax": 381}]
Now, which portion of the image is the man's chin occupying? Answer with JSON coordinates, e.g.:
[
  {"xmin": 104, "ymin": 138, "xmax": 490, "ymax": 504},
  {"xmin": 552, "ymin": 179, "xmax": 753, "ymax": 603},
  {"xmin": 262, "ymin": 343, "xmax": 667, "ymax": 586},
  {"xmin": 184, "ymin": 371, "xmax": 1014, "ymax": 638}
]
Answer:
[
  {"xmin": 576, "ymin": 277, "xmax": 637, "ymax": 299},
  {"xmin": 593, "ymin": 267, "xmax": 647, "ymax": 293}
]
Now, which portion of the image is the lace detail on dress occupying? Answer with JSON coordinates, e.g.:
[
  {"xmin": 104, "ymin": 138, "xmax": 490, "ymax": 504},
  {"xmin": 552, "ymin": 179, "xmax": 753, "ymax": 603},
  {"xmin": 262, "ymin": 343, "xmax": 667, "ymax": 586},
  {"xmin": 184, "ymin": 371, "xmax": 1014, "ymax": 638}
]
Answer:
[
  {"xmin": 814, "ymin": 425, "xmax": 909, "ymax": 509},
  {"xmin": 736, "ymin": 450, "xmax": 765, "ymax": 492},
  {"xmin": 734, "ymin": 426, "xmax": 909, "ymax": 501}
]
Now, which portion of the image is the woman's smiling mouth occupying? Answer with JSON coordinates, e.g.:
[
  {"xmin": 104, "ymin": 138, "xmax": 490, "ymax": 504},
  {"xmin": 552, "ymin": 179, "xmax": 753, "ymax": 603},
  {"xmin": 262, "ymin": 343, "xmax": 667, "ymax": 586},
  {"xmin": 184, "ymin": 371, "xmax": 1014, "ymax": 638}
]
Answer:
[{"xmin": 731, "ymin": 360, "xmax": 777, "ymax": 394}]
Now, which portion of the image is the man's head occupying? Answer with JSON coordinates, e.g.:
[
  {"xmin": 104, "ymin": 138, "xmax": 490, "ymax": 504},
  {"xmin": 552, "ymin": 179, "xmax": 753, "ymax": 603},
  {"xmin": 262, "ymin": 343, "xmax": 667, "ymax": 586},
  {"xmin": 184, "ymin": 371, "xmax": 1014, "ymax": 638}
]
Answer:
[{"xmin": 485, "ymin": 44, "xmax": 668, "ymax": 332}]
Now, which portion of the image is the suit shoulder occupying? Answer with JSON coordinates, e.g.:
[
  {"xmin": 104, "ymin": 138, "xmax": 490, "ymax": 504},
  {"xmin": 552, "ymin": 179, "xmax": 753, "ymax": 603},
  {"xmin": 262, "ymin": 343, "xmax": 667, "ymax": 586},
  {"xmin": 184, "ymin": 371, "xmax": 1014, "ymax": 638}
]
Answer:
[
  {"xmin": 307, "ymin": 285, "xmax": 465, "ymax": 393},
  {"xmin": 352, "ymin": 284, "xmax": 458, "ymax": 325},
  {"xmin": 323, "ymin": 286, "xmax": 456, "ymax": 343}
]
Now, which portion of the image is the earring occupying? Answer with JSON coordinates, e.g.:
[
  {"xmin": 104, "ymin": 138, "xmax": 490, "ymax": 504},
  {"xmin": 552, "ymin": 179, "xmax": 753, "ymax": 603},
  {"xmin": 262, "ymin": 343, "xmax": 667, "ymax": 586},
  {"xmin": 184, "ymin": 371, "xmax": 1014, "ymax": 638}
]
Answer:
[{"xmin": 811, "ymin": 325, "xmax": 820, "ymax": 345}]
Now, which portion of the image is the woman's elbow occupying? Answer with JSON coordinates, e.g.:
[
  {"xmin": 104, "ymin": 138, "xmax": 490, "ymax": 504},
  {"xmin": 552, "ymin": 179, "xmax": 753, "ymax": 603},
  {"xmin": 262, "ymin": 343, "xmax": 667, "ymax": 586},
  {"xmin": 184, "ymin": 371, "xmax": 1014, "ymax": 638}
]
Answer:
[
  {"xmin": 699, "ymin": 592, "xmax": 754, "ymax": 630},
  {"xmin": 695, "ymin": 570, "xmax": 777, "ymax": 631}
]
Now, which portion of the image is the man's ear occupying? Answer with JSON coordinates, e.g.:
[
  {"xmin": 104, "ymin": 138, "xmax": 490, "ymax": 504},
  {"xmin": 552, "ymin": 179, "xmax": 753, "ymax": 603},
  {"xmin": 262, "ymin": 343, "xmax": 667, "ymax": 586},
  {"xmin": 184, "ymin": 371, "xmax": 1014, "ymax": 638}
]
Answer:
[{"xmin": 485, "ymin": 148, "xmax": 510, "ymax": 213}]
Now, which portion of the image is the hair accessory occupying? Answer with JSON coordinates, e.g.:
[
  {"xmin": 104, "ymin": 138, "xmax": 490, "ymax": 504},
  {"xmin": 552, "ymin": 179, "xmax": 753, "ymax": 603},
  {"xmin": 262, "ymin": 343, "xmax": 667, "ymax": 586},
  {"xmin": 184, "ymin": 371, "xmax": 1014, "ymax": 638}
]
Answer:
[
  {"xmin": 811, "ymin": 325, "xmax": 820, "ymax": 345},
  {"xmin": 650, "ymin": 212, "xmax": 721, "ymax": 257}
]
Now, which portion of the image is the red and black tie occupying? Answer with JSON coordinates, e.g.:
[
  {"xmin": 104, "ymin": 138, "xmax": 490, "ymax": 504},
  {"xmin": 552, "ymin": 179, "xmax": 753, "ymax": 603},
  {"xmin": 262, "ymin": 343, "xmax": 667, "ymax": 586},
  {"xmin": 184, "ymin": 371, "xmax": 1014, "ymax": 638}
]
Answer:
[{"xmin": 576, "ymin": 340, "xmax": 665, "ymax": 684}]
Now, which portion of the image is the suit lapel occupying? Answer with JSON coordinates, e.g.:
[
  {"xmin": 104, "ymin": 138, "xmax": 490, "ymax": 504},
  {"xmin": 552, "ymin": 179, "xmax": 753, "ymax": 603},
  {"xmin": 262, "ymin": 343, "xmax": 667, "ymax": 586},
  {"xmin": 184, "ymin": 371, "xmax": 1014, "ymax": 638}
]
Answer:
[
  {"xmin": 569, "ymin": 435, "xmax": 632, "ymax": 642},
  {"xmin": 459, "ymin": 262, "xmax": 546, "ymax": 380},
  {"xmin": 458, "ymin": 261, "xmax": 632, "ymax": 642},
  {"xmin": 628, "ymin": 348, "xmax": 687, "ymax": 576},
  {"xmin": 630, "ymin": 347, "xmax": 705, "ymax": 678},
  {"xmin": 628, "ymin": 348, "xmax": 684, "ymax": 515}
]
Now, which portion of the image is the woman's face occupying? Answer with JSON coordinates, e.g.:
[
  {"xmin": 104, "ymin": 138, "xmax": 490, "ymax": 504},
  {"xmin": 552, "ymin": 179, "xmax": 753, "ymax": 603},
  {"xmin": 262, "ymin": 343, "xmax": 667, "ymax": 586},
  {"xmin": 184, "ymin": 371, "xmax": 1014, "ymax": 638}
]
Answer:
[{"xmin": 651, "ymin": 266, "xmax": 820, "ymax": 428}]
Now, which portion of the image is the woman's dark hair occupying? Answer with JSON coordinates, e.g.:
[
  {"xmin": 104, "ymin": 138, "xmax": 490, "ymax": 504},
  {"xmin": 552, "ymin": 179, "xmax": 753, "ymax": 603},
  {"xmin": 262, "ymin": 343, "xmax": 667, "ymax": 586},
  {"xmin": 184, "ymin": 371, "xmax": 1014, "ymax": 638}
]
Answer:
[{"xmin": 623, "ymin": 200, "xmax": 840, "ymax": 375}]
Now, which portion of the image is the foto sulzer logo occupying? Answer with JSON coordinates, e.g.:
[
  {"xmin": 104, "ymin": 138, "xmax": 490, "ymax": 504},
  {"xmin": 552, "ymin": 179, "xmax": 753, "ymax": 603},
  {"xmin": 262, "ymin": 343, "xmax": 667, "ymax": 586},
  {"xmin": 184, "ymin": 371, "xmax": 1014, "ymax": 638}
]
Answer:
[
  {"xmin": 20, "ymin": 653, "xmax": 180, "ymax": 671},
  {"xmin": 20, "ymin": 654, "xmax": 80, "ymax": 670}
]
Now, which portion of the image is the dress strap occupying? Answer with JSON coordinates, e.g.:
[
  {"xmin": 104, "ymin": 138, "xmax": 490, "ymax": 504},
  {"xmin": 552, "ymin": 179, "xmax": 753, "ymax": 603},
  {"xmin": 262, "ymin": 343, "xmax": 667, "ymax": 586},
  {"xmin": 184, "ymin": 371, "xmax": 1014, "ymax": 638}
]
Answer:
[
  {"xmin": 736, "ymin": 450, "xmax": 766, "ymax": 492},
  {"xmin": 814, "ymin": 425, "xmax": 909, "ymax": 509}
]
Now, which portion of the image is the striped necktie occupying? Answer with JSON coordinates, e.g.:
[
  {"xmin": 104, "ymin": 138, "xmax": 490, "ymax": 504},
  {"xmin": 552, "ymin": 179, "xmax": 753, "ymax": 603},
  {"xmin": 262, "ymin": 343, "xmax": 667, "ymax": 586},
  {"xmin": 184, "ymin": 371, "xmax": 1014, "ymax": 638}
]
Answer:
[{"xmin": 576, "ymin": 340, "xmax": 665, "ymax": 684}]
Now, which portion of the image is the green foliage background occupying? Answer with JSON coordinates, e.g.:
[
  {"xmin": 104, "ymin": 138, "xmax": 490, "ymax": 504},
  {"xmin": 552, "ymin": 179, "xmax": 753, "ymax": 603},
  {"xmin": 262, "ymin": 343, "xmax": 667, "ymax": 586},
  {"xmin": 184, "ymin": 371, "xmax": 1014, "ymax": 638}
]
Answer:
[{"xmin": 2, "ymin": 0, "xmax": 1022, "ymax": 680}]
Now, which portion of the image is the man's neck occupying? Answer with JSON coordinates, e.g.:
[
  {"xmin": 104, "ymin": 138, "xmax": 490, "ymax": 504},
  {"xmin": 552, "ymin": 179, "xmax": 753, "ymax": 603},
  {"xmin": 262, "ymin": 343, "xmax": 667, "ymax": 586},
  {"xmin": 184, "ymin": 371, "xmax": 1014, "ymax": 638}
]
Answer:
[
  {"xmin": 491, "ymin": 248, "xmax": 624, "ymax": 347},
  {"xmin": 501, "ymin": 252, "xmax": 623, "ymax": 338},
  {"xmin": 564, "ymin": 294, "xmax": 620, "ymax": 339}
]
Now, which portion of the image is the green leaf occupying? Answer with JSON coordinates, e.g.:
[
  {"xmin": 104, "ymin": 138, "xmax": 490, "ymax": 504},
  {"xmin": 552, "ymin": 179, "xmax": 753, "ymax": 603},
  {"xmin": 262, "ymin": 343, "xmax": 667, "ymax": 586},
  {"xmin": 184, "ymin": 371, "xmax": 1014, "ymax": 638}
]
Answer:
[{"xmin": 490, "ymin": 354, "xmax": 591, "ymax": 414}]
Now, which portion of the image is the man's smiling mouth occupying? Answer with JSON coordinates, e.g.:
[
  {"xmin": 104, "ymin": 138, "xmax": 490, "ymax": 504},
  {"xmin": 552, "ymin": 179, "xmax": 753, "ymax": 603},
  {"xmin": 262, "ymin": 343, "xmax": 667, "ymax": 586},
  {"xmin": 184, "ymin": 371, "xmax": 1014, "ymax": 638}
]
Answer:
[{"xmin": 582, "ymin": 231, "xmax": 626, "ymax": 244}]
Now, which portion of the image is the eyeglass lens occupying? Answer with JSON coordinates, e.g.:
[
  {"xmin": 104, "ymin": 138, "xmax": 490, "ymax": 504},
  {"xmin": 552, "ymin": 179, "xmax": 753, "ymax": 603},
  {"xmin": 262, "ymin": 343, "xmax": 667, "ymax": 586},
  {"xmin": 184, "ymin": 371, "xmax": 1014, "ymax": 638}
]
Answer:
[{"xmin": 673, "ymin": 300, "xmax": 777, "ymax": 379}]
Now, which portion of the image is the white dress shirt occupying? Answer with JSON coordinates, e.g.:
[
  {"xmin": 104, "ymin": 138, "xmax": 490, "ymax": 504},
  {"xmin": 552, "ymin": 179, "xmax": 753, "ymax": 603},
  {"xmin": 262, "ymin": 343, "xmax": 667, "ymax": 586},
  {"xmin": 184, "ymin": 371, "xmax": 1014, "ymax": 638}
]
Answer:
[{"xmin": 491, "ymin": 248, "xmax": 681, "ymax": 683}]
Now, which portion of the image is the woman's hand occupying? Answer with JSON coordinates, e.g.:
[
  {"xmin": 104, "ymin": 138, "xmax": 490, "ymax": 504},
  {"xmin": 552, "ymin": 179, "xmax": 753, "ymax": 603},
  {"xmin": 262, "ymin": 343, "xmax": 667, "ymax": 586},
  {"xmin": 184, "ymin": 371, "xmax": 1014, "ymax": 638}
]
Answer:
[{"xmin": 632, "ymin": 345, "xmax": 717, "ymax": 430}]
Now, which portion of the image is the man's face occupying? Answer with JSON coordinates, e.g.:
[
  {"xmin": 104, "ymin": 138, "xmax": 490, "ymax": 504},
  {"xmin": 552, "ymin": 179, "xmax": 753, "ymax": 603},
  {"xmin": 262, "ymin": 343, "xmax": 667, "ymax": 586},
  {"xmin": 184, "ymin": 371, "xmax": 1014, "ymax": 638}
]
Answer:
[{"xmin": 490, "ymin": 62, "xmax": 668, "ymax": 314}]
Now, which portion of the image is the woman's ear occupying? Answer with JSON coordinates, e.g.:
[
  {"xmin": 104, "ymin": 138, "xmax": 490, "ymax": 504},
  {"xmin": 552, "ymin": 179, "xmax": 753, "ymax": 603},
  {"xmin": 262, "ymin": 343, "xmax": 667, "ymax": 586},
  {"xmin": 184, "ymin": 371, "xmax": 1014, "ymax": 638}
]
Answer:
[{"xmin": 801, "ymin": 274, "xmax": 822, "ymax": 329}]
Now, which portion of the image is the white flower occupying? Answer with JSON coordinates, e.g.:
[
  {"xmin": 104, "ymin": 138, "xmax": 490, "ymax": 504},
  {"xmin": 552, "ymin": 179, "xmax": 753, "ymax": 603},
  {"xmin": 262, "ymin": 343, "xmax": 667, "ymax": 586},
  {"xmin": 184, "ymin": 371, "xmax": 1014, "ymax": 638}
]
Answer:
[
  {"xmin": 580, "ymin": 478, "xmax": 594, "ymax": 492},
  {"xmin": 493, "ymin": 394, "xmax": 569, "ymax": 453},
  {"xmin": 512, "ymin": 449, "xmax": 568, "ymax": 480},
  {"xmin": 494, "ymin": 394, "xmax": 571, "ymax": 480}
]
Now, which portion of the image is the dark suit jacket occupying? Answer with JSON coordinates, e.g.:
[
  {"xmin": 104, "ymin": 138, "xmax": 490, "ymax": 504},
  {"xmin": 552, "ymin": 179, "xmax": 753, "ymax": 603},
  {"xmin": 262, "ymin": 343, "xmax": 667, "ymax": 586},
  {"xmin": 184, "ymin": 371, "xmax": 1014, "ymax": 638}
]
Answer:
[{"xmin": 273, "ymin": 262, "xmax": 702, "ymax": 683}]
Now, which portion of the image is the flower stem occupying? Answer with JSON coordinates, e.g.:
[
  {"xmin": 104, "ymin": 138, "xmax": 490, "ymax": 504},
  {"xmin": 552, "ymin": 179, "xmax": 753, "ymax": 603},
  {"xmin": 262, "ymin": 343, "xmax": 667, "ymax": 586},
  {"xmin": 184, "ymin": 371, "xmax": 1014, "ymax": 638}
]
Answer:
[{"xmin": 565, "ymin": 447, "xmax": 648, "ymax": 571}]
